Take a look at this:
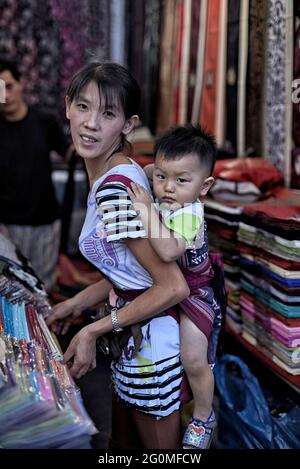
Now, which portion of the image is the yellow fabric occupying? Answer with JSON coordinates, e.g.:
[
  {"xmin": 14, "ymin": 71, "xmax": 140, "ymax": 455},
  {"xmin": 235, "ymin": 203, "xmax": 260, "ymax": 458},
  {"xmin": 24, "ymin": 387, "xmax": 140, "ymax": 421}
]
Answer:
[{"xmin": 164, "ymin": 212, "xmax": 201, "ymax": 243}]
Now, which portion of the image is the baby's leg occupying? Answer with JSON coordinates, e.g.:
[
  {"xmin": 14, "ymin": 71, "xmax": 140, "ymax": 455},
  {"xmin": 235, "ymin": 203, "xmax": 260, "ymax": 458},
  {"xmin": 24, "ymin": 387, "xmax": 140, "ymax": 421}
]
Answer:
[{"xmin": 180, "ymin": 312, "xmax": 214, "ymax": 421}]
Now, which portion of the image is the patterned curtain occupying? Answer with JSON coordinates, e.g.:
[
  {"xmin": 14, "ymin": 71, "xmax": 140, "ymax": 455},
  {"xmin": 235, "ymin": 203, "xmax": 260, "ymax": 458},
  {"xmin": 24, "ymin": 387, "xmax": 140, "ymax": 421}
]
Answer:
[
  {"xmin": 0, "ymin": 0, "xmax": 60, "ymax": 110},
  {"xmin": 0, "ymin": 0, "xmax": 110, "ymax": 120},
  {"xmin": 292, "ymin": 1, "xmax": 300, "ymax": 189},
  {"xmin": 246, "ymin": 0, "xmax": 267, "ymax": 156},
  {"xmin": 224, "ymin": 0, "xmax": 240, "ymax": 154},
  {"xmin": 263, "ymin": 0, "xmax": 293, "ymax": 182}
]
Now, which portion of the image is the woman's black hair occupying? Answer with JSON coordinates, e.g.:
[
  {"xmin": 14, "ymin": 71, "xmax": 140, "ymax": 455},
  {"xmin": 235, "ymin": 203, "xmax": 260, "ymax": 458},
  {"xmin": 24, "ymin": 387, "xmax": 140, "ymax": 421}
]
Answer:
[{"xmin": 66, "ymin": 62, "xmax": 141, "ymax": 120}]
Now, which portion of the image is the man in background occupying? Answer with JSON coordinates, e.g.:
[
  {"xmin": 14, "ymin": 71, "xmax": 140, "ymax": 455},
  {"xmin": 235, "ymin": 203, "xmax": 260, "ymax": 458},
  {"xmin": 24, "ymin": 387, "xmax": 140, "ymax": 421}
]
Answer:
[{"xmin": 0, "ymin": 58, "xmax": 72, "ymax": 292}]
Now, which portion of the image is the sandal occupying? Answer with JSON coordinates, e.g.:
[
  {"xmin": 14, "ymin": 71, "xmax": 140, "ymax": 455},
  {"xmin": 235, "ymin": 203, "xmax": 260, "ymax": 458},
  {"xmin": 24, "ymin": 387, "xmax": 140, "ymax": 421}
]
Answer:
[{"xmin": 182, "ymin": 411, "xmax": 216, "ymax": 449}]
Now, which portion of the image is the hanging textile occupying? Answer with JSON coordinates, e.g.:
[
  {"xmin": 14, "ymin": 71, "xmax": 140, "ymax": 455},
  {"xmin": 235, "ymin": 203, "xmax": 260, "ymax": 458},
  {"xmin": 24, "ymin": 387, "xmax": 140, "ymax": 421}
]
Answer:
[
  {"xmin": 0, "ymin": 0, "xmax": 60, "ymax": 111},
  {"xmin": 292, "ymin": 2, "xmax": 300, "ymax": 189},
  {"xmin": 173, "ymin": 0, "xmax": 184, "ymax": 125},
  {"xmin": 110, "ymin": 0, "xmax": 126, "ymax": 64},
  {"xmin": 224, "ymin": 0, "xmax": 241, "ymax": 154},
  {"xmin": 156, "ymin": 0, "xmax": 180, "ymax": 133},
  {"xmin": 85, "ymin": 0, "xmax": 110, "ymax": 62},
  {"xmin": 49, "ymin": 0, "xmax": 88, "ymax": 116},
  {"xmin": 284, "ymin": 1, "xmax": 294, "ymax": 187},
  {"xmin": 263, "ymin": 0, "xmax": 293, "ymax": 185},
  {"xmin": 199, "ymin": 0, "xmax": 221, "ymax": 135},
  {"xmin": 127, "ymin": 0, "xmax": 145, "ymax": 89},
  {"xmin": 187, "ymin": 0, "xmax": 201, "ymax": 123},
  {"xmin": 215, "ymin": 0, "xmax": 228, "ymax": 146},
  {"xmin": 191, "ymin": 0, "xmax": 208, "ymax": 124},
  {"xmin": 0, "ymin": 1, "xmax": 111, "ymax": 119},
  {"xmin": 178, "ymin": 0, "xmax": 192, "ymax": 124},
  {"xmin": 246, "ymin": 0, "xmax": 267, "ymax": 156},
  {"xmin": 140, "ymin": 0, "xmax": 161, "ymax": 133},
  {"xmin": 237, "ymin": 0, "xmax": 249, "ymax": 156}
]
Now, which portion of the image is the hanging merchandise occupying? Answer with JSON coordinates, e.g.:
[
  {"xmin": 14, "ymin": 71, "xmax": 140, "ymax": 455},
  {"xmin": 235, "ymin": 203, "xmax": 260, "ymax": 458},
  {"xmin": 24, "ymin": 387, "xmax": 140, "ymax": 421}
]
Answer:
[
  {"xmin": 246, "ymin": 0, "xmax": 267, "ymax": 156},
  {"xmin": 292, "ymin": 3, "xmax": 300, "ymax": 189},
  {"xmin": 263, "ymin": 0, "xmax": 293, "ymax": 185},
  {"xmin": 155, "ymin": 0, "xmax": 179, "ymax": 133},
  {"xmin": 173, "ymin": 0, "xmax": 184, "ymax": 126},
  {"xmin": 236, "ymin": 0, "xmax": 249, "ymax": 156},
  {"xmin": 141, "ymin": 0, "xmax": 161, "ymax": 133},
  {"xmin": 110, "ymin": 0, "xmax": 126, "ymax": 65},
  {"xmin": 178, "ymin": 0, "xmax": 192, "ymax": 125},
  {"xmin": 199, "ymin": 0, "xmax": 221, "ymax": 135},
  {"xmin": 187, "ymin": 0, "xmax": 201, "ymax": 122},
  {"xmin": 0, "ymin": 0, "xmax": 110, "ymax": 119},
  {"xmin": 191, "ymin": 0, "xmax": 208, "ymax": 126},
  {"xmin": 224, "ymin": 0, "xmax": 240, "ymax": 154}
]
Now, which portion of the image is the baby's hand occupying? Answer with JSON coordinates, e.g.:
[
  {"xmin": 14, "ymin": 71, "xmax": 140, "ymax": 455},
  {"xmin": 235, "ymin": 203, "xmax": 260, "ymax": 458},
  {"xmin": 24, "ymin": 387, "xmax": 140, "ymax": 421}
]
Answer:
[{"xmin": 127, "ymin": 183, "xmax": 153, "ymax": 211}]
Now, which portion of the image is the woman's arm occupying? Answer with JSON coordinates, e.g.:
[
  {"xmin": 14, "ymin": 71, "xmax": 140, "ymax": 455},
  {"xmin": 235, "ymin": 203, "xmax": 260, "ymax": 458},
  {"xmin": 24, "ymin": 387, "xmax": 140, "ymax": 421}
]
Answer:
[
  {"xmin": 113, "ymin": 237, "xmax": 189, "ymax": 325},
  {"xmin": 46, "ymin": 277, "xmax": 113, "ymax": 332},
  {"xmin": 64, "ymin": 238, "xmax": 189, "ymax": 377}
]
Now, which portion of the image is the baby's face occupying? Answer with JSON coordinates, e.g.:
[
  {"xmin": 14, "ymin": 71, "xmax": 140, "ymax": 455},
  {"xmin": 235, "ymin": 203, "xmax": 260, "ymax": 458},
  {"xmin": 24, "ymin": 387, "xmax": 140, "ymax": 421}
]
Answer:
[{"xmin": 153, "ymin": 152, "xmax": 214, "ymax": 209}]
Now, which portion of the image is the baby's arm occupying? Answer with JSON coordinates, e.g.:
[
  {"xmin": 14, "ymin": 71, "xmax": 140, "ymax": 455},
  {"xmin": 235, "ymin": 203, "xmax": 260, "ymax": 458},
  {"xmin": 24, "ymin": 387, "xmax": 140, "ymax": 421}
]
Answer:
[{"xmin": 127, "ymin": 182, "xmax": 186, "ymax": 262}]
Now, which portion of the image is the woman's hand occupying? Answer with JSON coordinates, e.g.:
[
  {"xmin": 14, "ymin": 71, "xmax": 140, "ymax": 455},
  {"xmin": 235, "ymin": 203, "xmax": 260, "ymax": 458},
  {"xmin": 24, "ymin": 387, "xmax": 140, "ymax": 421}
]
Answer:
[
  {"xmin": 63, "ymin": 325, "xmax": 97, "ymax": 379},
  {"xmin": 45, "ymin": 298, "xmax": 82, "ymax": 335}
]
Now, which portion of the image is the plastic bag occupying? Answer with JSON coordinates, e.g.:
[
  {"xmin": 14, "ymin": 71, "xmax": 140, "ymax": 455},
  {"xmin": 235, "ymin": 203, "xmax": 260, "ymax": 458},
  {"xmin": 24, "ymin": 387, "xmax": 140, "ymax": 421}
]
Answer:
[
  {"xmin": 215, "ymin": 354, "xmax": 300, "ymax": 448},
  {"xmin": 215, "ymin": 354, "xmax": 274, "ymax": 448},
  {"xmin": 273, "ymin": 407, "xmax": 300, "ymax": 449}
]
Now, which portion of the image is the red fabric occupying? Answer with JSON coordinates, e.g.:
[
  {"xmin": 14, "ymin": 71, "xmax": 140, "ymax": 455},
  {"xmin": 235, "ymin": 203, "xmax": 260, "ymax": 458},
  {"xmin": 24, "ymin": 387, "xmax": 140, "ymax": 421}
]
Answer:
[
  {"xmin": 212, "ymin": 158, "xmax": 284, "ymax": 191},
  {"xmin": 131, "ymin": 154, "xmax": 154, "ymax": 168},
  {"xmin": 237, "ymin": 242, "xmax": 300, "ymax": 271},
  {"xmin": 243, "ymin": 186, "xmax": 300, "ymax": 223},
  {"xmin": 199, "ymin": 0, "xmax": 221, "ymax": 134}
]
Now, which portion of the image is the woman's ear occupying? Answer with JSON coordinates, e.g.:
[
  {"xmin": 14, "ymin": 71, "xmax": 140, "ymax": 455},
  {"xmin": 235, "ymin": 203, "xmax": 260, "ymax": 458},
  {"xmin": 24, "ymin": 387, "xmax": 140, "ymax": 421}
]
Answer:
[
  {"xmin": 199, "ymin": 177, "xmax": 215, "ymax": 196},
  {"xmin": 122, "ymin": 115, "xmax": 139, "ymax": 135},
  {"xmin": 65, "ymin": 96, "xmax": 71, "ymax": 120}
]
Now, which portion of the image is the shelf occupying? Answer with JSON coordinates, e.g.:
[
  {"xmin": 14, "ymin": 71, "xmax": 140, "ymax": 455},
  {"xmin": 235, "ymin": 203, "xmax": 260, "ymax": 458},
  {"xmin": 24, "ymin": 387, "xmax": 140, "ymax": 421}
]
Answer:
[{"xmin": 225, "ymin": 324, "xmax": 300, "ymax": 394}]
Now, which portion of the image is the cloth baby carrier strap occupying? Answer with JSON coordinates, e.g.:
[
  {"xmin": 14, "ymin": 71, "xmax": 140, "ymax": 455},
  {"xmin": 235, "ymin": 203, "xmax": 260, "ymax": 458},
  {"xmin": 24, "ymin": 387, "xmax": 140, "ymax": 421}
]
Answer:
[{"xmin": 100, "ymin": 174, "xmax": 135, "ymax": 188}]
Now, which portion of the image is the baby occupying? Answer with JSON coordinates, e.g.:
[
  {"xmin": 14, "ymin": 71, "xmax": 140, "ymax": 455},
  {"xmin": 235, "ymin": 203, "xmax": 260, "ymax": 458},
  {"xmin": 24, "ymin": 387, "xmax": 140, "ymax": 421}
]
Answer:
[{"xmin": 128, "ymin": 124, "xmax": 219, "ymax": 449}]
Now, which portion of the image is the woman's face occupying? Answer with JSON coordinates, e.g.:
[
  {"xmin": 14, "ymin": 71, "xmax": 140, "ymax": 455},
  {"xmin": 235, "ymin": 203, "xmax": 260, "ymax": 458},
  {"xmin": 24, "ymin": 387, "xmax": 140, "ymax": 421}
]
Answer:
[{"xmin": 66, "ymin": 81, "xmax": 131, "ymax": 161}]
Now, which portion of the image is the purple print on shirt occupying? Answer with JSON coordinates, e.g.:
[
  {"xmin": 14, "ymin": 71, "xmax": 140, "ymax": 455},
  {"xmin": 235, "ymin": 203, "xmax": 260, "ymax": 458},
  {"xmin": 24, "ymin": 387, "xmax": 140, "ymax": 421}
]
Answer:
[{"xmin": 81, "ymin": 231, "xmax": 119, "ymax": 268}]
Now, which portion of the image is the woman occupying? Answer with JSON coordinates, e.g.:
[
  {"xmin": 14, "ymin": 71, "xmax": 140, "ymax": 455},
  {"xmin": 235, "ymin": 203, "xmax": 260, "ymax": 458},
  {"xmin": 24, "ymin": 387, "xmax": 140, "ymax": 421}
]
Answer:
[{"xmin": 46, "ymin": 62, "xmax": 189, "ymax": 449}]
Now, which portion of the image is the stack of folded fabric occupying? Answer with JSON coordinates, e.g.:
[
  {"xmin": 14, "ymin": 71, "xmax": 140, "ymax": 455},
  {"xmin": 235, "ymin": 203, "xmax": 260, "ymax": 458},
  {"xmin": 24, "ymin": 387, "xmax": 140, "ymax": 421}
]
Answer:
[
  {"xmin": 210, "ymin": 158, "xmax": 284, "ymax": 203},
  {"xmin": 205, "ymin": 158, "xmax": 285, "ymax": 335},
  {"xmin": 205, "ymin": 198, "xmax": 243, "ymax": 333},
  {"xmin": 237, "ymin": 187, "xmax": 300, "ymax": 378}
]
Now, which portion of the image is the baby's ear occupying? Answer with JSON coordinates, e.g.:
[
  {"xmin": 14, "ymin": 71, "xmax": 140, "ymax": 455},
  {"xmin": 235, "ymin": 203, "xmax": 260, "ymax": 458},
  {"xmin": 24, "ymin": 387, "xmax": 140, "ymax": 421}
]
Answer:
[{"xmin": 199, "ymin": 177, "xmax": 214, "ymax": 196}]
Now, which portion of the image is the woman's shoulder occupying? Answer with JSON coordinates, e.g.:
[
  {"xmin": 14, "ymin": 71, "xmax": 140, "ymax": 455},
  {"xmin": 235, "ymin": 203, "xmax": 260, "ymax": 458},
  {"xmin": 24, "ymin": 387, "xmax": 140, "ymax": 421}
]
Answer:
[
  {"xmin": 102, "ymin": 157, "xmax": 150, "ymax": 190},
  {"xmin": 107, "ymin": 153, "xmax": 130, "ymax": 169}
]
